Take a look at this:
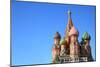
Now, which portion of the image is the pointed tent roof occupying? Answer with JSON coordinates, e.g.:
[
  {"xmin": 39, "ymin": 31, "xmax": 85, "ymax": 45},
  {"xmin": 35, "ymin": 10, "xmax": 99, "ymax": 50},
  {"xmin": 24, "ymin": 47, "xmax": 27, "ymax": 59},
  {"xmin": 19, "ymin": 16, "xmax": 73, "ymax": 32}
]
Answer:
[
  {"xmin": 67, "ymin": 10, "xmax": 73, "ymax": 31},
  {"xmin": 65, "ymin": 10, "xmax": 74, "ymax": 38}
]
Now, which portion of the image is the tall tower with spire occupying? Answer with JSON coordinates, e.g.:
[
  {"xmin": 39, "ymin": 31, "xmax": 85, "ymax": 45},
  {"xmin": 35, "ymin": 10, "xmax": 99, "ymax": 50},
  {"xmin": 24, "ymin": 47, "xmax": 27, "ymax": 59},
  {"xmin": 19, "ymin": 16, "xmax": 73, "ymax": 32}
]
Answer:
[{"xmin": 65, "ymin": 10, "xmax": 73, "ymax": 40}]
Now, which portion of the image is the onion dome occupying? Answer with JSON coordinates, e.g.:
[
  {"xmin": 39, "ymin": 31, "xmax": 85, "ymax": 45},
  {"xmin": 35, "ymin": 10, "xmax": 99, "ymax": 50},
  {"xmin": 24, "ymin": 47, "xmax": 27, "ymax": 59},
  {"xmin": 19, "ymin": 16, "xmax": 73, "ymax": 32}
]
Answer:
[
  {"xmin": 54, "ymin": 32, "xmax": 61, "ymax": 39},
  {"xmin": 60, "ymin": 39, "xmax": 67, "ymax": 45},
  {"xmin": 82, "ymin": 32, "xmax": 91, "ymax": 40},
  {"xmin": 68, "ymin": 26, "xmax": 79, "ymax": 36}
]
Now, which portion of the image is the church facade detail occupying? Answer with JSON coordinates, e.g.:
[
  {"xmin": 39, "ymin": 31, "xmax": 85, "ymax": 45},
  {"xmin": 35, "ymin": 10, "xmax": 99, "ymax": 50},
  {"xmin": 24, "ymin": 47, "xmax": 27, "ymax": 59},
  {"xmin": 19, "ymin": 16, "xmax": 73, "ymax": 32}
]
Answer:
[{"xmin": 52, "ymin": 10, "xmax": 93, "ymax": 63}]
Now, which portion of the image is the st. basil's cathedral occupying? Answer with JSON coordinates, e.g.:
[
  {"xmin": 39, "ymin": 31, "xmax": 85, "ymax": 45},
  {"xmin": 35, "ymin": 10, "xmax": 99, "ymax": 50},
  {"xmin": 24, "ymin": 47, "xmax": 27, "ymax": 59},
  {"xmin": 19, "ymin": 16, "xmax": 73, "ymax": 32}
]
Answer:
[{"xmin": 52, "ymin": 10, "xmax": 93, "ymax": 63}]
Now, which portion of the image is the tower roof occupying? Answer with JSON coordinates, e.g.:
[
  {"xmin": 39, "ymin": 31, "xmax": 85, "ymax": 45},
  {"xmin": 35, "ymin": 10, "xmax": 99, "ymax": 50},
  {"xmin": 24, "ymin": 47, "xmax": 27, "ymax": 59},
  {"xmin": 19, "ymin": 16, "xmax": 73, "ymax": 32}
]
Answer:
[
  {"xmin": 68, "ymin": 26, "xmax": 79, "ymax": 36},
  {"xmin": 82, "ymin": 32, "xmax": 91, "ymax": 40},
  {"xmin": 65, "ymin": 10, "xmax": 74, "ymax": 38},
  {"xmin": 60, "ymin": 39, "xmax": 67, "ymax": 45},
  {"xmin": 54, "ymin": 32, "xmax": 61, "ymax": 39},
  {"xmin": 66, "ymin": 10, "xmax": 73, "ymax": 32}
]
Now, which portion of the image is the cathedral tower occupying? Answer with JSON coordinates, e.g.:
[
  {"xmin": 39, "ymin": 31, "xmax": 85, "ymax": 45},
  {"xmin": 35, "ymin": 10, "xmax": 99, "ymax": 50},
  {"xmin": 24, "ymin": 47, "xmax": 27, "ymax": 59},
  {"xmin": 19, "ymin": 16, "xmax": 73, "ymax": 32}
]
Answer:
[{"xmin": 65, "ymin": 10, "xmax": 73, "ymax": 40}]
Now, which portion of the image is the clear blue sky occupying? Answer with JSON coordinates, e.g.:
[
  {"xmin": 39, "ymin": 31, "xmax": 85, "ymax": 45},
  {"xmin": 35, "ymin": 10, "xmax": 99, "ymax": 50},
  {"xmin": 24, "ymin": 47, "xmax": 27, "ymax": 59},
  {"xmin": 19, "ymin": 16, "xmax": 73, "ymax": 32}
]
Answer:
[{"xmin": 12, "ymin": 1, "xmax": 96, "ymax": 66}]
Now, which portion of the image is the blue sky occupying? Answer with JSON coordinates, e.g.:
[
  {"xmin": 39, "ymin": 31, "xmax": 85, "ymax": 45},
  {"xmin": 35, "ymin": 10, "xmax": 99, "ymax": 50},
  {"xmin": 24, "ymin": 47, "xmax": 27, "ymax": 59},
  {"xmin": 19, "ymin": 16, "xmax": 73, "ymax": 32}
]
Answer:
[{"xmin": 12, "ymin": 1, "xmax": 96, "ymax": 66}]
